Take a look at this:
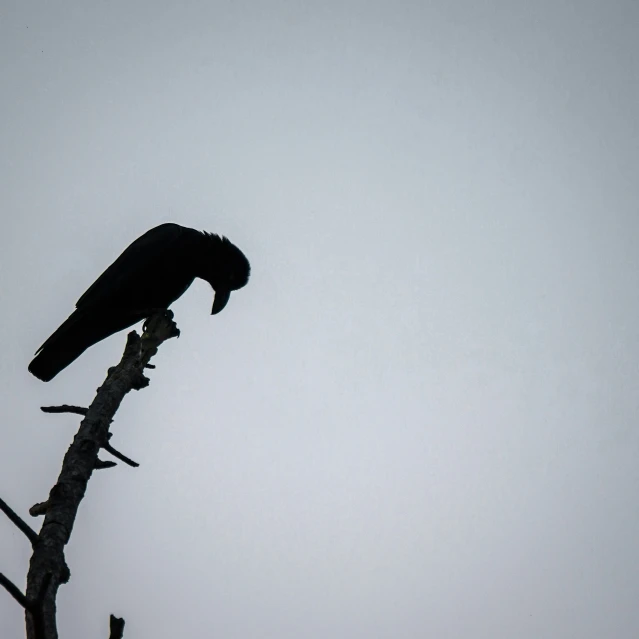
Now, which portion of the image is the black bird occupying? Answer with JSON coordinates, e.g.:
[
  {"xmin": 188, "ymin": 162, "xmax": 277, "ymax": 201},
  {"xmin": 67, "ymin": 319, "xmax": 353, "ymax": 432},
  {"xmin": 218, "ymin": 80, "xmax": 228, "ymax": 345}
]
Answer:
[{"xmin": 29, "ymin": 223, "xmax": 250, "ymax": 381}]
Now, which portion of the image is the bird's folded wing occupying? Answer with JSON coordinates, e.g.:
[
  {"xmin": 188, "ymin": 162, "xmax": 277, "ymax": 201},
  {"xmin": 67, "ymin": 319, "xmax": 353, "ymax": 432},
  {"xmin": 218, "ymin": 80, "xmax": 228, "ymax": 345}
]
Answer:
[{"xmin": 75, "ymin": 223, "xmax": 186, "ymax": 310}]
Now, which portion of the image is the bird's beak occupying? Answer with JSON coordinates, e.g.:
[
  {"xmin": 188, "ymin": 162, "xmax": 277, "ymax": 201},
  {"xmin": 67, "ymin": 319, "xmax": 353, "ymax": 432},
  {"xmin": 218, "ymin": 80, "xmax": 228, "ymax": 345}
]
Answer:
[{"xmin": 211, "ymin": 289, "xmax": 231, "ymax": 315}]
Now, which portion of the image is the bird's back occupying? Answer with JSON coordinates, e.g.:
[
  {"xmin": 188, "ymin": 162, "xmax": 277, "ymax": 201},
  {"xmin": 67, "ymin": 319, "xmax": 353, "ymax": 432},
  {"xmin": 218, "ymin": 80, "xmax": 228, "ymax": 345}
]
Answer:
[
  {"xmin": 76, "ymin": 223, "xmax": 200, "ymax": 312},
  {"xmin": 29, "ymin": 223, "xmax": 203, "ymax": 381}
]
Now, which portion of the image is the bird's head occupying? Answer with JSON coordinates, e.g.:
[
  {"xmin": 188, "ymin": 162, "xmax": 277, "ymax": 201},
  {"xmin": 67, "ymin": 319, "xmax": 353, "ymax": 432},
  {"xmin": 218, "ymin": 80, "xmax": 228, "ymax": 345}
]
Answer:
[{"xmin": 201, "ymin": 232, "xmax": 251, "ymax": 314}]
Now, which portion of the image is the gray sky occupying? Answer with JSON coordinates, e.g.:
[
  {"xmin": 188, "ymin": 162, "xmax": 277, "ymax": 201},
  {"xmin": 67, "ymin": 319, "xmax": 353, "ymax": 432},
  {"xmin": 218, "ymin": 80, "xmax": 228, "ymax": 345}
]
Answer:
[{"xmin": 2, "ymin": 1, "xmax": 638, "ymax": 637}]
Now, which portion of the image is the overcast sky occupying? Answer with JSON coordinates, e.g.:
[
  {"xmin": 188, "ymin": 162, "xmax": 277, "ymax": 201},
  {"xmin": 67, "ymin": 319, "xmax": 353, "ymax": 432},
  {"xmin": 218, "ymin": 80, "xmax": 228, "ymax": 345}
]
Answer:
[{"xmin": 1, "ymin": 1, "xmax": 638, "ymax": 637}]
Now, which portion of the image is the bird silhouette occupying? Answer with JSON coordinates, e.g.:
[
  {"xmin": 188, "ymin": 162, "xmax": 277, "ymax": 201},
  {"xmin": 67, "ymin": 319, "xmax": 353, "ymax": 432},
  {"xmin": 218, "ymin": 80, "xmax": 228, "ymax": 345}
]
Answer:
[{"xmin": 29, "ymin": 223, "xmax": 250, "ymax": 381}]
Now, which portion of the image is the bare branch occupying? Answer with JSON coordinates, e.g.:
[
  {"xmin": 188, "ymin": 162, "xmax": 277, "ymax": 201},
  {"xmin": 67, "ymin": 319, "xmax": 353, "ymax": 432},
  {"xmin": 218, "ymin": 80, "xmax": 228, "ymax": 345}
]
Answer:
[
  {"xmin": 103, "ymin": 435, "xmax": 140, "ymax": 467},
  {"xmin": 0, "ymin": 496, "xmax": 39, "ymax": 546},
  {"xmin": 40, "ymin": 405, "xmax": 88, "ymax": 416},
  {"xmin": 103, "ymin": 444, "xmax": 140, "ymax": 467},
  {"xmin": 0, "ymin": 572, "xmax": 29, "ymax": 609},
  {"xmin": 109, "ymin": 614, "xmax": 125, "ymax": 639},
  {"xmin": 24, "ymin": 311, "xmax": 179, "ymax": 639}
]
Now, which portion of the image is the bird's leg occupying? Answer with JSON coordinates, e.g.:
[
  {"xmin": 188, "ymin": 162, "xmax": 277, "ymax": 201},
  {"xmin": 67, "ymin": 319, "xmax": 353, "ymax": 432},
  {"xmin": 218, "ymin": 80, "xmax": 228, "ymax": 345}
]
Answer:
[
  {"xmin": 138, "ymin": 310, "xmax": 181, "ymax": 381},
  {"xmin": 138, "ymin": 308, "xmax": 168, "ymax": 334}
]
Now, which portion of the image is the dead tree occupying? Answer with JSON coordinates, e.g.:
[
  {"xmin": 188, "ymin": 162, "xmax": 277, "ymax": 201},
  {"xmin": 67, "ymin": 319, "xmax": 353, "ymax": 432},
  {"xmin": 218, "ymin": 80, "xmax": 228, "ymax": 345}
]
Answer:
[{"xmin": 0, "ymin": 310, "xmax": 180, "ymax": 639}]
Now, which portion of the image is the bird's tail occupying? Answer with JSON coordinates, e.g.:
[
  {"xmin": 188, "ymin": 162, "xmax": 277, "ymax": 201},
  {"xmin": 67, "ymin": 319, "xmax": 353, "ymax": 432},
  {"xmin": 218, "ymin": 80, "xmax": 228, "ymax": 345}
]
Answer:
[{"xmin": 28, "ymin": 310, "xmax": 100, "ymax": 382}]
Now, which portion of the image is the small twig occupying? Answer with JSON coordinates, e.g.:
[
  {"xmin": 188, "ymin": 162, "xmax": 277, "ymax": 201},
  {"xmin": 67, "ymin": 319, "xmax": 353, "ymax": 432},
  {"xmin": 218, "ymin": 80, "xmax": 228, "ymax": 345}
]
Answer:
[
  {"xmin": 28, "ymin": 502, "xmax": 49, "ymax": 518},
  {"xmin": 94, "ymin": 460, "xmax": 117, "ymax": 470},
  {"xmin": 41, "ymin": 400, "xmax": 140, "ymax": 467},
  {"xmin": 103, "ymin": 435, "xmax": 140, "ymax": 468},
  {"xmin": 0, "ymin": 496, "xmax": 39, "ymax": 546},
  {"xmin": 0, "ymin": 572, "xmax": 29, "ymax": 609},
  {"xmin": 103, "ymin": 444, "xmax": 139, "ymax": 467},
  {"xmin": 109, "ymin": 614, "xmax": 125, "ymax": 639},
  {"xmin": 40, "ymin": 405, "xmax": 88, "ymax": 416}
]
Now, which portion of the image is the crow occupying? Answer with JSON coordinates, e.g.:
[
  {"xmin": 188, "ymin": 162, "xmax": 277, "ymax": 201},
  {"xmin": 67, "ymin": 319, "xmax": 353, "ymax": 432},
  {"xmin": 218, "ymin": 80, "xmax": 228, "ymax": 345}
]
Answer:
[{"xmin": 29, "ymin": 223, "xmax": 250, "ymax": 381}]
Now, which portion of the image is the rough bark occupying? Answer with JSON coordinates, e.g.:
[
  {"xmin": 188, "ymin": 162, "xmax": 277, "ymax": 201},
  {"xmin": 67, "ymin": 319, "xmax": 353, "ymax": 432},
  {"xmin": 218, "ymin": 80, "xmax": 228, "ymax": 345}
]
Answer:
[{"xmin": 0, "ymin": 310, "xmax": 179, "ymax": 639}]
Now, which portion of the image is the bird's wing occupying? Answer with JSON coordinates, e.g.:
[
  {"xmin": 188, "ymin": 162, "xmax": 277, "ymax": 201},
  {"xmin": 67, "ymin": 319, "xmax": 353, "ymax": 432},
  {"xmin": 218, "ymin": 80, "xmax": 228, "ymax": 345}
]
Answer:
[{"xmin": 76, "ymin": 223, "xmax": 186, "ymax": 309}]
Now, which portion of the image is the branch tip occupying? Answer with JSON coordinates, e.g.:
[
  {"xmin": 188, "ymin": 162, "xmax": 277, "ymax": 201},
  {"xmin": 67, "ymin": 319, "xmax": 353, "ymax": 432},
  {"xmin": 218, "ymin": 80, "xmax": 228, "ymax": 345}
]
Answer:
[
  {"xmin": 109, "ymin": 614, "xmax": 126, "ymax": 639},
  {"xmin": 41, "ymin": 405, "xmax": 88, "ymax": 416},
  {"xmin": 103, "ymin": 442, "xmax": 140, "ymax": 467}
]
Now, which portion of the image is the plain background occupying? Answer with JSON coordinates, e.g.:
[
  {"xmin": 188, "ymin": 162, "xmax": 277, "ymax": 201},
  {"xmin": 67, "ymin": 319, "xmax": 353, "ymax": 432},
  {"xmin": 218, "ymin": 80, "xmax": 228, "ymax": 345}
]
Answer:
[{"xmin": 1, "ymin": 1, "xmax": 638, "ymax": 637}]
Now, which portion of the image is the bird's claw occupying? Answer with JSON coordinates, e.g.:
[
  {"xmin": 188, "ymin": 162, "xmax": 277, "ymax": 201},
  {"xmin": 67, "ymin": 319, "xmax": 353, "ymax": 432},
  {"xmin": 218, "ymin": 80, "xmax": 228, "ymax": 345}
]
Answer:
[
  {"xmin": 142, "ymin": 309, "xmax": 173, "ymax": 334},
  {"xmin": 142, "ymin": 310, "xmax": 179, "ymax": 343}
]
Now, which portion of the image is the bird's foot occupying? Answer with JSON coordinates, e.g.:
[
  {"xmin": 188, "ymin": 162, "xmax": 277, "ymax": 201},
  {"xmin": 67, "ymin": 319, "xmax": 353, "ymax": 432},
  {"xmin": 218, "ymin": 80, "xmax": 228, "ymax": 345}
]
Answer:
[{"xmin": 142, "ymin": 310, "xmax": 180, "ymax": 340}]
